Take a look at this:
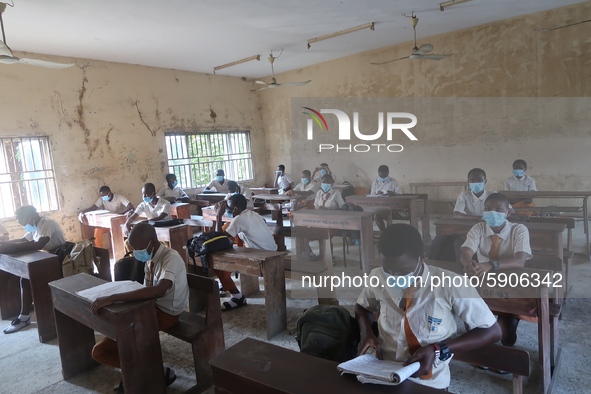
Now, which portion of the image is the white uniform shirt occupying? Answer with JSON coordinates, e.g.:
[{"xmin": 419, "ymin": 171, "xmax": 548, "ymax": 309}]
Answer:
[
  {"xmin": 313, "ymin": 189, "xmax": 345, "ymax": 210},
  {"xmin": 133, "ymin": 198, "xmax": 171, "ymax": 219},
  {"xmin": 504, "ymin": 175, "xmax": 537, "ymax": 192},
  {"xmin": 370, "ymin": 177, "xmax": 403, "ymax": 195},
  {"xmin": 24, "ymin": 216, "xmax": 66, "ymax": 251},
  {"xmin": 461, "ymin": 221, "xmax": 532, "ymax": 263},
  {"xmin": 293, "ymin": 181, "xmax": 320, "ymax": 200},
  {"xmin": 357, "ymin": 264, "xmax": 497, "ymax": 389},
  {"xmin": 145, "ymin": 246, "xmax": 189, "ymax": 316},
  {"xmin": 157, "ymin": 184, "xmax": 189, "ymax": 199},
  {"xmin": 94, "ymin": 194, "xmax": 131, "ymax": 214},
  {"xmin": 225, "ymin": 209, "xmax": 277, "ymax": 251},
  {"xmin": 206, "ymin": 179, "xmax": 233, "ymax": 194},
  {"xmin": 453, "ymin": 190, "xmax": 496, "ymax": 217},
  {"xmin": 276, "ymin": 173, "xmax": 293, "ymax": 194}
]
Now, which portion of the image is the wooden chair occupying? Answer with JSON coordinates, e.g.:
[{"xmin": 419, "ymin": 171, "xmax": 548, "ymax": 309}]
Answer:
[{"xmin": 164, "ymin": 273, "xmax": 225, "ymax": 393}]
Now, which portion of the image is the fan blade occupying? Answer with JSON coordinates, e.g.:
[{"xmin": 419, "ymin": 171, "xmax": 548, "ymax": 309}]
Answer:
[
  {"xmin": 275, "ymin": 80, "xmax": 311, "ymax": 87},
  {"xmin": 0, "ymin": 55, "xmax": 19, "ymax": 64},
  {"xmin": 413, "ymin": 44, "xmax": 433, "ymax": 55},
  {"xmin": 371, "ymin": 56, "xmax": 410, "ymax": 65},
  {"xmin": 255, "ymin": 80, "xmax": 267, "ymax": 85},
  {"xmin": 18, "ymin": 57, "xmax": 75, "ymax": 69},
  {"xmin": 409, "ymin": 54, "xmax": 450, "ymax": 60},
  {"xmin": 0, "ymin": 41, "xmax": 13, "ymax": 57}
]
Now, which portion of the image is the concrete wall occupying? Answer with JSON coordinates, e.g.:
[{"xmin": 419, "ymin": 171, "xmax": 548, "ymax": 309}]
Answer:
[
  {"xmin": 258, "ymin": 2, "xmax": 591, "ymax": 201},
  {"xmin": 0, "ymin": 59, "xmax": 264, "ymax": 239}
]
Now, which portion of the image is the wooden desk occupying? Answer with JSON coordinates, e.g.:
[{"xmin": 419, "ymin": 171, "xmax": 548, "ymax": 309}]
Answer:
[
  {"xmin": 49, "ymin": 274, "xmax": 165, "ymax": 393},
  {"xmin": 118, "ymin": 223, "xmax": 192, "ymax": 264},
  {"xmin": 81, "ymin": 212, "xmax": 127, "ymax": 261},
  {"xmin": 170, "ymin": 202, "xmax": 190, "ymax": 219},
  {"xmin": 253, "ymin": 193, "xmax": 292, "ymax": 228},
  {"xmin": 292, "ymin": 209, "xmax": 375, "ymax": 273},
  {"xmin": 0, "ymin": 251, "xmax": 62, "ymax": 342},
  {"xmin": 502, "ymin": 190, "xmax": 591, "ymax": 260},
  {"xmin": 194, "ymin": 193, "xmax": 227, "ymax": 204},
  {"xmin": 250, "ymin": 187, "xmax": 279, "ymax": 195},
  {"xmin": 202, "ymin": 247, "xmax": 287, "ymax": 339},
  {"xmin": 211, "ymin": 338, "xmax": 442, "ymax": 394}
]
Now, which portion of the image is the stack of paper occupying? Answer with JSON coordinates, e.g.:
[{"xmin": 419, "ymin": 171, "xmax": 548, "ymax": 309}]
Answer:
[
  {"xmin": 337, "ymin": 354, "xmax": 420, "ymax": 386},
  {"xmin": 76, "ymin": 280, "xmax": 145, "ymax": 302}
]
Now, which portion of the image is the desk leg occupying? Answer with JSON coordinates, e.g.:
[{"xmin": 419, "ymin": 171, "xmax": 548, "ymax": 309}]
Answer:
[
  {"xmin": 240, "ymin": 275, "xmax": 260, "ymax": 296},
  {"xmin": 538, "ymin": 289, "xmax": 551, "ymax": 394},
  {"xmin": 117, "ymin": 306, "xmax": 166, "ymax": 393},
  {"xmin": 0, "ymin": 270, "xmax": 21, "ymax": 320},
  {"xmin": 111, "ymin": 223, "xmax": 125, "ymax": 262},
  {"xmin": 80, "ymin": 223, "xmax": 96, "ymax": 241},
  {"xmin": 359, "ymin": 217, "xmax": 375, "ymax": 274},
  {"xmin": 262, "ymin": 256, "xmax": 286, "ymax": 339},
  {"xmin": 28, "ymin": 260, "xmax": 61, "ymax": 342},
  {"xmin": 317, "ymin": 240, "xmax": 339, "ymax": 306},
  {"xmin": 54, "ymin": 309, "xmax": 98, "ymax": 379},
  {"xmin": 169, "ymin": 227, "xmax": 189, "ymax": 265}
]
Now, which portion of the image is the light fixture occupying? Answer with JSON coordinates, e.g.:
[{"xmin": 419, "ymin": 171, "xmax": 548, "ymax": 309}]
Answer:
[
  {"xmin": 307, "ymin": 22, "xmax": 375, "ymax": 49},
  {"xmin": 213, "ymin": 54, "xmax": 260, "ymax": 74},
  {"xmin": 440, "ymin": 0, "xmax": 472, "ymax": 12}
]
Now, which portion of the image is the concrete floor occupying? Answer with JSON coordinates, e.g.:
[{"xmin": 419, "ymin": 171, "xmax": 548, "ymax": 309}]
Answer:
[{"xmin": 1, "ymin": 217, "xmax": 590, "ymax": 393}]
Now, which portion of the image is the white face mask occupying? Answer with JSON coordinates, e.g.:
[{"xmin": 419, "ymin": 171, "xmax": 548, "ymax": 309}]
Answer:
[{"xmin": 385, "ymin": 258, "xmax": 421, "ymax": 289}]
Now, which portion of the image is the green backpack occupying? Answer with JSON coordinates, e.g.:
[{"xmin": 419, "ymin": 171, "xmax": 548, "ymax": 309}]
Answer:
[{"xmin": 296, "ymin": 304, "xmax": 360, "ymax": 362}]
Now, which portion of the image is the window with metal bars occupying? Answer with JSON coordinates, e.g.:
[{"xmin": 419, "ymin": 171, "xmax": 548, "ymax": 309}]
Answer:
[
  {"xmin": 0, "ymin": 136, "xmax": 60, "ymax": 219},
  {"xmin": 164, "ymin": 131, "xmax": 254, "ymax": 188}
]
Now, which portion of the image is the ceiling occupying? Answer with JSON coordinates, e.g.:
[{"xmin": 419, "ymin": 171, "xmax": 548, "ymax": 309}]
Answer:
[{"xmin": 0, "ymin": 0, "xmax": 586, "ymax": 78}]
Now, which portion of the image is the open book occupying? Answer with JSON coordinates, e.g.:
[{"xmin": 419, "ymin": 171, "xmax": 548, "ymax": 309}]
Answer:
[
  {"xmin": 76, "ymin": 280, "xmax": 145, "ymax": 302},
  {"xmin": 337, "ymin": 354, "xmax": 420, "ymax": 386}
]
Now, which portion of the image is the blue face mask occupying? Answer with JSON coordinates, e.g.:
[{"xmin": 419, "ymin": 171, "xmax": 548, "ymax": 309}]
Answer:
[
  {"xmin": 468, "ymin": 182, "xmax": 485, "ymax": 194},
  {"xmin": 378, "ymin": 176, "xmax": 389, "ymax": 183},
  {"xmin": 482, "ymin": 211, "xmax": 507, "ymax": 227},
  {"xmin": 320, "ymin": 183, "xmax": 332, "ymax": 193},
  {"xmin": 216, "ymin": 175, "xmax": 224, "ymax": 182},
  {"xmin": 225, "ymin": 208, "xmax": 234, "ymax": 218},
  {"xmin": 386, "ymin": 258, "xmax": 421, "ymax": 290},
  {"xmin": 133, "ymin": 246, "xmax": 153, "ymax": 263},
  {"xmin": 319, "ymin": 169, "xmax": 327, "ymax": 177},
  {"xmin": 143, "ymin": 196, "xmax": 152, "ymax": 203},
  {"xmin": 513, "ymin": 169, "xmax": 525, "ymax": 178},
  {"xmin": 301, "ymin": 177, "xmax": 310, "ymax": 185},
  {"xmin": 101, "ymin": 195, "xmax": 110, "ymax": 202},
  {"xmin": 171, "ymin": 180, "xmax": 178, "ymax": 188},
  {"xmin": 24, "ymin": 223, "xmax": 36, "ymax": 233}
]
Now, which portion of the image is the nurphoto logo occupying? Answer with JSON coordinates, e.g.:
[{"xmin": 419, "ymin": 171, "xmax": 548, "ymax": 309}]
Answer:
[{"xmin": 301, "ymin": 107, "xmax": 418, "ymax": 153}]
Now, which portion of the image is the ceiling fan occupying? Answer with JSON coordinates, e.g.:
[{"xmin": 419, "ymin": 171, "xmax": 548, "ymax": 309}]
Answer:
[
  {"xmin": 372, "ymin": 14, "xmax": 451, "ymax": 65},
  {"xmin": 0, "ymin": 2, "xmax": 74, "ymax": 69},
  {"xmin": 252, "ymin": 51, "xmax": 311, "ymax": 91}
]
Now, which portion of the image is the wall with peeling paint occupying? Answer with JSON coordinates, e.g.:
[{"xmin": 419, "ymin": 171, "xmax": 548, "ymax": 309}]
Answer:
[
  {"xmin": 258, "ymin": 2, "xmax": 591, "ymax": 204},
  {"xmin": 0, "ymin": 61, "xmax": 264, "ymax": 239}
]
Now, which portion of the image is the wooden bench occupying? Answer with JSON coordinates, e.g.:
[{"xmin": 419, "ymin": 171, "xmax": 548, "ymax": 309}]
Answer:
[
  {"xmin": 164, "ymin": 273, "xmax": 225, "ymax": 393},
  {"xmin": 454, "ymin": 345, "xmax": 530, "ymax": 394}
]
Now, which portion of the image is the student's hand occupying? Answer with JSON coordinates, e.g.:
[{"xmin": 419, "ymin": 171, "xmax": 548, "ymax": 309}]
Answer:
[
  {"xmin": 357, "ymin": 333, "xmax": 383, "ymax": 360},
  {"xmin": 285, "ymin": 190, "xmax": 292, "ymax": 196},
  {"xmin": 405, "ymin": 344, "xmax": 437, "ymax": 377},
  {"xmin": 78, "ymin": 212, "xmax": 88, "ymax": 225},
  {"xmin": 91, "ymin": 296, "xmax": 114, "ymax": 315},
  {"xmin": 217, "ymin": 200, "xmax": 228, "ymax": 218},
  {"xmin": 475, "ymin": 262, "xmax": 493, "ymax": 278}
]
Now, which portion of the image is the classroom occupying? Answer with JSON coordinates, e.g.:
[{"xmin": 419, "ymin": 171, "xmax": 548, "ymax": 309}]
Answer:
[{"xmin": 0, "ymin": 0, "xmax": 590, "ymax": 393}]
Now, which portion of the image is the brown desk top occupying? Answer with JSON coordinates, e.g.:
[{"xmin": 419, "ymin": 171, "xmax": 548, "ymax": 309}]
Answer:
[
  {"xmin": 501, "ymin": 190, "xmax": 591, "ymax": 198},
  {"xmin": 0, "ymin": 250, "xmax": 58, "ymax": 264},
  {"xmin": 210, "ymin": 338, "xmax": 442, "ymax": 394},
  {"xmin": 434, "ymin": 218, "xmax": 566, "ymax": 233}
]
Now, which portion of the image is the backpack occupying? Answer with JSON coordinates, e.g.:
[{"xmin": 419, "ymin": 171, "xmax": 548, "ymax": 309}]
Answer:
[
  {"xmin": 186, "ymin": 231, "xmax": 233, "ymax": 276},
  {"xmin": 114, "ymin": 252, "xmax": 146, "ymax": 284},
  {"xmin": 340, "ymin": 181, "xmax": 355, "ymax": 200},
  {"xmin": 296, "ymin": 304, "xmax": 360, "ymax": 363},
  {"xmin": 61, "ymin": 240, "xmax": 96, "ymax": 277}
]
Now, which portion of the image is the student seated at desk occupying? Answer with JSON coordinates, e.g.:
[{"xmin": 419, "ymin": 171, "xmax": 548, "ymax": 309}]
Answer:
[
  {"xmin": 91, "ymin": 222, "xmax": 189, "ymax": 391},
  {"xmin": 286, "ymin": 170, "xmax": 319, "ymax": 210},
  {"xmin": 0, "ymin": 223, "xmax": 8, "ymax": 241},
  {"xmin": 223, "ymin": 181, "xmax": 241, "ymax": 200},
  {"xmin": 125, "ymin": 183, "xmax": 171, "ymax": 233},
  {"xmin": 311, "ymin": 162, "xmax": 336, "ymax": 183},
  {"xmin": 370, "ymin": 164, "xmax": 403, "ymax": 231},
  {"xmin": 314, "ymin": 174, "xmax": 345, "ymax": 210},
  {"xmin": 215, "ymin": 194, "xmax": 277, "ymax": 311},
  {"xmin": 157, "ymin": 173, "xmax": 189, "ymax": 203},
  {"xmin": 205, "ymin": 169, "xmax": 233, "ymax": 194},
  {"xmin": 460, "ymin": 193, "xmax": 531, "ymax": 348},
  {"xmin": 454, "ymin": 168, "xmax": 495, "ymax": 219},
  {"xmin": 78, "ymin": 185, "xmax": 135, "ymax": 248},
  {"xmin": 0, "ymin": 205, "xmax": 66, "ymax": 334},
  {"xmin": 504, "ymin": 159, "xmax": 537, "ymax": 214},
  {"xmin": 356, "ymin": 224, "xmax": 501, "ymax": 390},
  {"xmin": 273, "ymin": 164, "xmax": 293, "ymax": 195}
]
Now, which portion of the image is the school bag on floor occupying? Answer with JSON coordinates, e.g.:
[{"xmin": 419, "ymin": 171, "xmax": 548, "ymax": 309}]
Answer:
[
  {"xmin": 186, "ymin": 231, "xmax": 233, "ymax": 276},
  {"xmin": 296, "ymin": 304, "xmax": 360, "ymax": 363},
  {"xmin": 61, "ymin": 240, "xmax": 96, "ymax": 277}
]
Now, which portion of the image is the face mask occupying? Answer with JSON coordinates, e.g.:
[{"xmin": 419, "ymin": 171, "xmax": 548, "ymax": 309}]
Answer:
[
  {"xmin": 101, "ymin": 195, "xmax": 110, "ymax": 202},
  {"xmin": 378, "ymin": 176, "xmax": 389, "ymax": 183},
  {"xmin": 468, "ymin": 182, "xmax": 485, "ymax": 194},
  {"xmin": 171, "ymin": 180, "xmax": 178, "ymax": 188},
  {"xmin": 24, "ymin": 223, "xmax": 36, "ymax": 233},
  {"xmin": 276, "ymin": 170, "xmax": 283, "ymax": 176},
  {"xmin": 386, "ymin": 258, "xmax": 421, "ymax": 290},
  {"xmin": 225, "ymin": 208, "xmax": 234, "ymax": 218},
  {"xmin": 513, "ymin": 169, "xmax": 525, "ymax": 178},
  {"xmin": 320, "ymin": 183, "xmax": 332, "ymax": 193},
  {"xmin": 216, "ymin": 175, "xmax": 224, "ymax": 182},
  {"xmin": 482, "ymin": 211, "xmax": 507, "ymax": 227},
  {"xmin": 301, "ymin": 178, "xmax": 310, "ymax": 185},
  {"xmin": 319, "ymin": 169, "xmax": 327, "ymax": 177},
  {"xmin": 143, "ymin": 196, "xmax": 153, "ymax": 203},
  {"xmin": 133, "ymin": 245, "xmax": 153, "ymax": 263}
]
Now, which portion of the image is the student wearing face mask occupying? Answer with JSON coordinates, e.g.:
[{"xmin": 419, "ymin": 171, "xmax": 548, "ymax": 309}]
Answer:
[
  {"xmin": 460, "ymin": 193, "xmax": 531, "ymax": 350},
  {"xmin": 157, "ymin": 173, "xmax": 189, "ymax": 202},
  {"xmin": 313, "ymin": 174, "xmax": 345, "ymax": 210},
  {"xmin": 205, "ymin": 169, "xmax": 233, "ymax": 194},
  {"xmin": 125, "ymin": 183, "xmax": 171, "ymax": 232},
  {"xmin": 370, "ymin": 165, "xmax": 403, "ymax": 231},
  {"xmin": 356, "ymin": 224, "xmax": 501, "ymax": 390},
  {"xmin": 273, "ymin": 164, "xmax": 293, "ymax": 195},
  {"xmin": 91, "ymin": 222, "xmax": 189, "ymax": 391},
  {"xmin": 78, "ymin": 186, "xmax": 135, "ymax": 248},
  {"xmin": 286, "ymin": 170, "xmax": 320, "ymax": 210},
  {"xmin": 504, "ymin": 159, "xmax": 537, "ymax": 215},
  {"xmin": 0, "ymin": 205, "xmax": 66, "ymax": 333},
  {"xmin": 311, "ymin": 162, "xmax": 336, "ymax": 183},
  {"xmin": 453, "ymin": 168, "xmax": 496, "ymax": 219}
]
